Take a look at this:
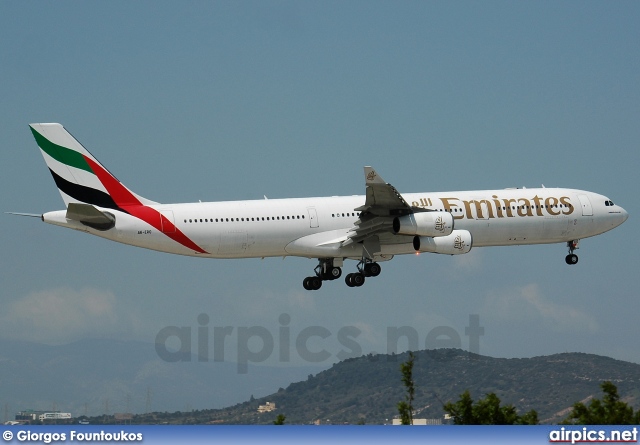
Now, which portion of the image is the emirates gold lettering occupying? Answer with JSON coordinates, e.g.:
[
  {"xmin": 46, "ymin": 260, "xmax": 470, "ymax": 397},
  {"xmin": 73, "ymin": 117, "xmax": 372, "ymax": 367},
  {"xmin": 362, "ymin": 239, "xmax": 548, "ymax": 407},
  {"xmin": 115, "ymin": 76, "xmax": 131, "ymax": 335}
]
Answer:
[
  {"xmin": 491, "ymin": 195, "xmax": 504, "ymax": 218},
  {"xmin": 502, "ymin": 199, "xmax": 517, "ymax": 217},
  {"xmin": 430, "ymin": 195, "xmax": 573, "ymax": 220},
  {"xmin": 517, "ymin": 199, "xmax": 533, "ymax": 217},
  {"xmin": 532, "ymin": 195, "xmax": 544, "ymax": 216},
  {"xmin": 462, "ymin": 200, "xmax": 473, "ymax": 219},
  {"xmin": 559, "ymin": 196, "xmax": 574, "ymax": 215},
  {"xmin": 545, "ymin": 197, "xmax": 560, "ymax": 216},
  {"xmin": 474, "ymin": 200, "xmax": 494, "ymax": 219},
  {"xmin": 439, "ymin": 197, "xmax": 464, "ymax": 220},
  {"xmin": 411, "ymin": 195, "xmax": 575, "ymax": 219}
]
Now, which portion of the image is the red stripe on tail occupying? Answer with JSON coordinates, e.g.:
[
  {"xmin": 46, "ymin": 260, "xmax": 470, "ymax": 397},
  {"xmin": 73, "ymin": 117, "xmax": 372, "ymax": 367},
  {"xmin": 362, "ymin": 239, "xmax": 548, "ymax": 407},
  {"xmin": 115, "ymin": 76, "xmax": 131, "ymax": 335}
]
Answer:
[{"xmin": 84, "ymin": 156, "xmax": 208, "ymax": 254}]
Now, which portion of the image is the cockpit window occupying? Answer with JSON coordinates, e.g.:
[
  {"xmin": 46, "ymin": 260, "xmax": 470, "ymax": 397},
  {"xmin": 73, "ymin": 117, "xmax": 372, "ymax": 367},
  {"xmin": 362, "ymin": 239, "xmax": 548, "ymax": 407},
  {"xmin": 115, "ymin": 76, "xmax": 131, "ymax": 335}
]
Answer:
[{"xmin": 604, "ymin": 200, "xmax": 614, "ymax": 206}]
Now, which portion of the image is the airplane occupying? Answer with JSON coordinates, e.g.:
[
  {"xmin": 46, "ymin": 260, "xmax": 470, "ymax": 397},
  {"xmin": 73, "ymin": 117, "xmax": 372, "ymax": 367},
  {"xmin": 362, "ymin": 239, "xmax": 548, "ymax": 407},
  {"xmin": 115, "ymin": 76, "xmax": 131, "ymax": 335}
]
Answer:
[{"xmin": 14, "ymin": 123, "xmax": 628, "ymax": 291}]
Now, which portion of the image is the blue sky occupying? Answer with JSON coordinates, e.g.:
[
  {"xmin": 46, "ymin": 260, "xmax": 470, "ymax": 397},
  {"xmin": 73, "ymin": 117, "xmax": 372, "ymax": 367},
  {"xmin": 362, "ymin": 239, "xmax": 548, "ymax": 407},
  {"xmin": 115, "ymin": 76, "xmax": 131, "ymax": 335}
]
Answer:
[{"xmin": 1, "ymin": 0, "xmax": 639, "ymax": 399}]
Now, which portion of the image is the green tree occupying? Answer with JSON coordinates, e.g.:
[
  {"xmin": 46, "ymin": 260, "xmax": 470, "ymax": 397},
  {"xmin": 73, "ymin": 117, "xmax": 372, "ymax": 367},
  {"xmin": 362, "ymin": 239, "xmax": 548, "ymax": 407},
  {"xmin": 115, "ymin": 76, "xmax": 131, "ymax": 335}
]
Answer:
[
  {"xmin": 273, "ymin": 414, "xmax": 286, "ymax": 425},
  {"xmin": 444, "ymin": 390, "xmax": 538, "ymax": 425},
  {"xmin": 397, "ymin": 351, "xmax": 415, "ymax": 425},
  {"xmin": 562, "ymin": 381, "xmax": 640, "ymax": 425}
]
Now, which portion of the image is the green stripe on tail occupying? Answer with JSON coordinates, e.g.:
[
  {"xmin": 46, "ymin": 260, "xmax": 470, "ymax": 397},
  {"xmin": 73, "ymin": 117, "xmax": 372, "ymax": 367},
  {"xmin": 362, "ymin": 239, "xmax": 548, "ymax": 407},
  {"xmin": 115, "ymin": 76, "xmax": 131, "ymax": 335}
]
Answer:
[{"xmin": 30, "ymin": 126, "xmax": 93, "ymax": 174}]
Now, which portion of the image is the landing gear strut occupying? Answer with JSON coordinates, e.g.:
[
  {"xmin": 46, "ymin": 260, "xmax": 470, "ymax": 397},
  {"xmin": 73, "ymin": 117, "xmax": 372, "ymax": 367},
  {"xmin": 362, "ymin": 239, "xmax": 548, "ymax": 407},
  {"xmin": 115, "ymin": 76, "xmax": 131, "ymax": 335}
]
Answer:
[
  {"xmin": 565, "ymin": 240, "xmax": 579, "ymax": 265},
  {"xmin": 345, "ymin": 259, "xmax": 382, "ymax": 288},
  {"xmin": 302, "ymin": 259, "xmax": 342, "ymax": 291}
]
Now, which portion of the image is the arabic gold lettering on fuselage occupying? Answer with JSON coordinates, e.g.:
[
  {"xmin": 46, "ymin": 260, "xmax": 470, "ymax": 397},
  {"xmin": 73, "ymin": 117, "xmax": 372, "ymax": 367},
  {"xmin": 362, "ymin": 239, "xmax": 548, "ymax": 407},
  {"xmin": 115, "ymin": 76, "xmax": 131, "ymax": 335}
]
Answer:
[{"xmin": 410, "ymin": 194, "xmax": 574, "ymax": 220}]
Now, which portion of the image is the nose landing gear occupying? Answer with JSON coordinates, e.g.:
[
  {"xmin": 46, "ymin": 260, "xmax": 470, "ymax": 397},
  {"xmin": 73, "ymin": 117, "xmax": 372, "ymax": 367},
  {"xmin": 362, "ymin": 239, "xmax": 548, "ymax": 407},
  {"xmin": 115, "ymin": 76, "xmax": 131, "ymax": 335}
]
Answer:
[{"xmin": 565, "ymin": 240, "xmax": 579, "ymax": 265}]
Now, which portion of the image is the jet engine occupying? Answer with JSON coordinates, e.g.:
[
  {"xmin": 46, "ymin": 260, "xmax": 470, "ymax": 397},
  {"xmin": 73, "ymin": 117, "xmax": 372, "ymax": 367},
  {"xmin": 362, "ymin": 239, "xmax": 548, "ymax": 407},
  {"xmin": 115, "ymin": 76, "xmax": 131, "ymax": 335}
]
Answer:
[
  {"xmin": 413, "ymin": 229, "xmax": 472, "ymax": 255},
  {"xmin": 393, "ymin": 212, "xmax": 453, "ymax": 237}
]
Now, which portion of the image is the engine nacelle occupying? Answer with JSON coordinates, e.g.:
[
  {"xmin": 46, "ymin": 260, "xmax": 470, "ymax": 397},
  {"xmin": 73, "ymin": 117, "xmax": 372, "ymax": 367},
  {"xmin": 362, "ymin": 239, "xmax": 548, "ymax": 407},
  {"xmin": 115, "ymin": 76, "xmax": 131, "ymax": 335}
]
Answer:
[
  {"xmin": 393, "ymin": 212, "xmax": 454, "ymax": 237},
  {"xmin": 413, "ymin": 229, "xmax": 472, "ymax": 255}
]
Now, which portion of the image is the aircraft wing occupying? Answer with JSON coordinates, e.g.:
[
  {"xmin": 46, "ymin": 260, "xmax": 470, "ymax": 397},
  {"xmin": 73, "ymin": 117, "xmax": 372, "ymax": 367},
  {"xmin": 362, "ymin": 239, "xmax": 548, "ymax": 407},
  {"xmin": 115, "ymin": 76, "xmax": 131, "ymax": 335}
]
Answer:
[{"xmin": 342, "ymin": 167, "xmax": 424, "ymax": 250}]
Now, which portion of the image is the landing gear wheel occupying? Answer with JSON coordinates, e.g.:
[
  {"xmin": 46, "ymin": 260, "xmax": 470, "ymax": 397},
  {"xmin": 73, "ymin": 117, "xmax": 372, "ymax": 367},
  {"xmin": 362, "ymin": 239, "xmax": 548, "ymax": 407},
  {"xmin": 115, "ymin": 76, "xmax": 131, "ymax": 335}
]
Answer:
[
  {"xmin": 310, "ymin": 276, "xmax": 322, "ymax": 290},
  {"xmin": 345, "ymin": 273, "xmax": 355, "ymax": 287},
  {"xmin": 565, "ymin": 254, "xmax": 578, "ymax": 265},
  {"xmin": 330, "ymin": 267, "xmax": 342, "ymax": 279},
  {"xmin": 364, "ymin": 262, "xmax": 381, "ymax": 277},
  {"xmin": 352, "ymin": 273, "xmax": 365, "ymax": 287},
  {"xmin": 303, "ymin": 276, "xmax": 323, "ymax": 290}
]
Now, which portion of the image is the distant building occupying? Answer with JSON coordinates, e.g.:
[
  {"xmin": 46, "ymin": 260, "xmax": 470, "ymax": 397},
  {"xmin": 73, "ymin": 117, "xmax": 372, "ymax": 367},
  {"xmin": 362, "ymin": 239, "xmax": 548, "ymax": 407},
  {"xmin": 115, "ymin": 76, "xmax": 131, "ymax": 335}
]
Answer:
[
  {"xmin": 257, "ymin": 402, "xmax": 276, "ymax": 413},
  {"xmin": 392, "ymin": 418, "xmax": 442, "ymax": 425},
  {"xmin": 114, "ymin": 413, "xmax": 133, "ymax": 424},
  {"xmin": 16, "ymin": 410, "xmax": 71, "ymax": 422}
]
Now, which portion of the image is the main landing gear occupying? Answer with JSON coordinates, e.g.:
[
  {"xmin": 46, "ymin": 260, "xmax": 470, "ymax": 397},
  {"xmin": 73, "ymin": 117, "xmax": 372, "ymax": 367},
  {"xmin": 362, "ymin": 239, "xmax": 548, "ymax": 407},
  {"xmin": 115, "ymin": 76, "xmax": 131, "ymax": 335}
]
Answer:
[
  {"xmin": 345, "ymin": 259, "xmax": 381, "ymax": 288},
  {"xmin": 303, "ymin": 259, "xmax": 342, "ymax": 291},
  {"xmin": 302, "ymin": 258, "xmax": 382, "ymax": 290},
  {"xmin": 565, "ymin": 240, "xmax": 579, "ymax": 265}
]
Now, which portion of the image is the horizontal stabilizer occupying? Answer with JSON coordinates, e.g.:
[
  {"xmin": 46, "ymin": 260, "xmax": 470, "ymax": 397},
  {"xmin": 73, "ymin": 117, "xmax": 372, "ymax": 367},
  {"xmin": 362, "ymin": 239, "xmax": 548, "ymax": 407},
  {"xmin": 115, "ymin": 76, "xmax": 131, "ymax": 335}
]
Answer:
[{"xmin": 66, "ymin": 203, "xmax": 115, "ymax": 231}]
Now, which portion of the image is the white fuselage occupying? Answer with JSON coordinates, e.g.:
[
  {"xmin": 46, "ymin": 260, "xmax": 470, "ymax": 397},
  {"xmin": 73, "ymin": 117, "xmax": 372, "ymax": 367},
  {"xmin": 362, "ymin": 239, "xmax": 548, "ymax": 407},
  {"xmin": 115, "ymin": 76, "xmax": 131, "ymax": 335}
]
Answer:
[{"xmin": 42, "ymin": 187, "xmax": 628, "ymax": 261}]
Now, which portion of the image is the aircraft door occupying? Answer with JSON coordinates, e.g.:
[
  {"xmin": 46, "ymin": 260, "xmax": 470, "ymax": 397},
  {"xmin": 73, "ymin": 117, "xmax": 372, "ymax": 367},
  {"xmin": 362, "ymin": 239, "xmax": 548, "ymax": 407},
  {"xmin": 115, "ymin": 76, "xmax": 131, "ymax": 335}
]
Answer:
[
  {"xmin": 160, "ymin": 210, "xmax": 176, "ymax": 234},
  {"xmin": 577, "ymin": 194, "xmax": 593, "ymax": 216},
  {"xmin": 307, "ymin": 208, "xmax": 319, "ymax": 228}
]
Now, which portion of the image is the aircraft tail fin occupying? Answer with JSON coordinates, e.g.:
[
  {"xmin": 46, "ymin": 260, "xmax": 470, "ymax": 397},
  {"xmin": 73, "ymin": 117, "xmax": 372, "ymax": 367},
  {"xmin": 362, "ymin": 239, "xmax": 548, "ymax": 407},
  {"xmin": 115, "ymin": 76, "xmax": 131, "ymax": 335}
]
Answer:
[{"xmin": 29, "ymin": 123, "xmax": 157, "ymax": 209}]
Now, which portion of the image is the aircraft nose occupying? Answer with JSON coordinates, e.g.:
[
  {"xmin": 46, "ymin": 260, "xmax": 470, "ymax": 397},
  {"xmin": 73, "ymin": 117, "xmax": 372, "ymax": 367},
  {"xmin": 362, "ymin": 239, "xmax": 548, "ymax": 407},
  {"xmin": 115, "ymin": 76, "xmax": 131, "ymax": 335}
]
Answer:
[{"xmin": 620, "ymin": 207, "xmax": 629, "ymax": 224}]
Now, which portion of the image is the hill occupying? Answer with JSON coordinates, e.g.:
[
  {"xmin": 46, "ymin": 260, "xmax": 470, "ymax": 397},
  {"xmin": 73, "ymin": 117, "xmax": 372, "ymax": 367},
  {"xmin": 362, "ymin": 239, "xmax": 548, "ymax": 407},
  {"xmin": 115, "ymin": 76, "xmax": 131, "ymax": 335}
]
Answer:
[
  {"xmin": 182, "ymin": 349, "xmax": 640, "ymax": 424},
  {"xmin": 4, "ymin": 343, "xmax": 640, "ymax": 425}
]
